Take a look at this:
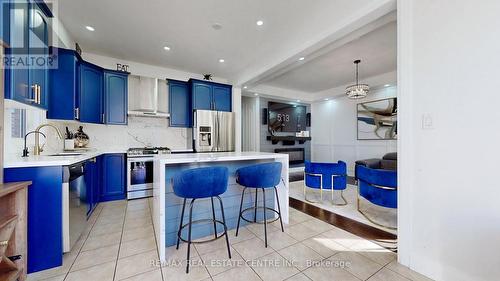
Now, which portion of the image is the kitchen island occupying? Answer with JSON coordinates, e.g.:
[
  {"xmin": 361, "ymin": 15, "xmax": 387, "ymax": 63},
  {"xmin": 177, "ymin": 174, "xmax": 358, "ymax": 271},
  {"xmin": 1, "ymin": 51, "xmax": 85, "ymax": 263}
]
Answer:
[{"xmin": 153, "ymin": 152, "xmax": 289, "ymax": 262}]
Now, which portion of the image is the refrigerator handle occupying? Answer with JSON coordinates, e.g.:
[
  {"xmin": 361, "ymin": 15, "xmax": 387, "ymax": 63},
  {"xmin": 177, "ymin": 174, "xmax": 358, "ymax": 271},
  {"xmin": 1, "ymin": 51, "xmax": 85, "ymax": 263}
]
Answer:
[
  {"xmin": 215, "ymin": 112, "xmax": 220, "ymax": 151},
  {"xmin": 211, "ymin": 111, "xmax": 216, "ymax": 152}
]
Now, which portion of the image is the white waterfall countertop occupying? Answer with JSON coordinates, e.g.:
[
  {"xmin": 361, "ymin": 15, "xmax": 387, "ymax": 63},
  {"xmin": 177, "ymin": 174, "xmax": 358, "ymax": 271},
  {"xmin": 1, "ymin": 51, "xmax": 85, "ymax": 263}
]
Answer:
[
  {"xmin": 152, "ymin": 151, "xmax": 290, "ymax": 263},
  {"xmin": 153, "ymin": 151, "xmax": 289, "ymax": 164}
]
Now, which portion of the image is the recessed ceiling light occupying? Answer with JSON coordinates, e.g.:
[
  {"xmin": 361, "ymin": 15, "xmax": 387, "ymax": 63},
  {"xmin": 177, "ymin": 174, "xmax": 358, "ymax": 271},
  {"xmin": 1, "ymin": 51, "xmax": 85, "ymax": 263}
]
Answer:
[
  {"xmin": 163, "ymin": 46, "xmax": 171, "ymax": 51},
  {"xmin": 219, "ymin": 59, "xmax": 225, "ymax": 63},
  {"xmin": 212, "ymin": 23, "xmax": 223, "ymax": 30},
  {"xmin": 324, "ymin": 98, "xmax": 329, "ymax": 101},
  {"xmin": 297, "ymin": 100, "xmax": 301, "ymax": 102},
  {"xmin": 85, "ymin": 25, "xmax": 95, "ymax": 31},
  {"xmin": 243, "ymin": 86, "xmax": 248, "ymax": 89},
  {"xmin": 256, "ymin": 20, "xmax": 264, "ymax": 26},
  {"xmin": 384, "ymin": 84, "xmax": 391, "ymax": 87},
  {"xmin": 254, "ymin": 93, "xmax": 259, "ymax": 96},
  {"xmin": 298, "ymin": 57, "xmax": 305, "ymax": 61}
]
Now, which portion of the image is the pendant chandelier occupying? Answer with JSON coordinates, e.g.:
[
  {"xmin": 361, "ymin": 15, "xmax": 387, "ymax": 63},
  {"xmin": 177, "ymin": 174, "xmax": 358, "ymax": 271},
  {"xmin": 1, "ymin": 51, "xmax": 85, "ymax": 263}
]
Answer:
[{"xmin": 346, "ymin": 59, "xmax": 369, "ymax": 99}]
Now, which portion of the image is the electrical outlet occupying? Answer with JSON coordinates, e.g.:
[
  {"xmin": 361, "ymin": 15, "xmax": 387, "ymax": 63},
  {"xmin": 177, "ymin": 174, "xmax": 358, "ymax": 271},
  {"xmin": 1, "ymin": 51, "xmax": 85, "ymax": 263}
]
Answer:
[{"xmin": 422, "ymin": 113, "xmax": 434, "ymax": 129}]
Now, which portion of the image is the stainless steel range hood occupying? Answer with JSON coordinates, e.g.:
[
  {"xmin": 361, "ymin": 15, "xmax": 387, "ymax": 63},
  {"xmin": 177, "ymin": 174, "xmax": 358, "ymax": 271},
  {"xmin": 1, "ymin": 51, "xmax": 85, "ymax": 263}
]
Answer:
[{"xmin": 128, "ymin": 76, "xmax": 169, "ymax": 118}]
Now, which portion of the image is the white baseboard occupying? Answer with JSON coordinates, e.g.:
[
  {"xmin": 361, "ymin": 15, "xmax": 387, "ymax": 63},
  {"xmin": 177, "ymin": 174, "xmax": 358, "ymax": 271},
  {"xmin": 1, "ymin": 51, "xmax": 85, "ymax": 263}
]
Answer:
[{"xmin": 289, "ymin": 166, "xmax": 305, "ymax": 173}]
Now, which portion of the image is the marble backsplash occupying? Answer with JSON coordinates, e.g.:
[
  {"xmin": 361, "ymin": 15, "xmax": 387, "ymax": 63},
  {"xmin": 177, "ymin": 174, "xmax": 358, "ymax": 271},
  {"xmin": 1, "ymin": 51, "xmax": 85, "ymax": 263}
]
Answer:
[{"xmin": 4, "ymin": 102, "xmax": 191, "ymax": 157}]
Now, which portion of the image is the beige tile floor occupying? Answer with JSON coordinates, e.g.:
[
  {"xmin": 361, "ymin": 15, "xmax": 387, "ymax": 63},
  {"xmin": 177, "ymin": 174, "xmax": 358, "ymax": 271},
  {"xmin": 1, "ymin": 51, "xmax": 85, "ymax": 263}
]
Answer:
[{"xmin": 27, "ymin": 198, "xmax": 431, "ymax": 281}]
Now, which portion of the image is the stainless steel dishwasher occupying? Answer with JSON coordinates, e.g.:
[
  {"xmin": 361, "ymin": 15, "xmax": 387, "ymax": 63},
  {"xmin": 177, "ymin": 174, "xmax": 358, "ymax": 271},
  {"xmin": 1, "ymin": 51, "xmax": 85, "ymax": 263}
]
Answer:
[{"xmin": 62, "ymin": 161, "xmax": 89, "ymax": 253}]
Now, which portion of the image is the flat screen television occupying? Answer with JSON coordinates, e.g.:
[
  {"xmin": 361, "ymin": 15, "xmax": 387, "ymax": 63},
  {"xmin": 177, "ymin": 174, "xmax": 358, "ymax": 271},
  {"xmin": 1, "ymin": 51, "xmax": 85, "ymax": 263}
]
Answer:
[{"xmin": 268, "ymin": 102, "xmax": 307, "ymax": 133}]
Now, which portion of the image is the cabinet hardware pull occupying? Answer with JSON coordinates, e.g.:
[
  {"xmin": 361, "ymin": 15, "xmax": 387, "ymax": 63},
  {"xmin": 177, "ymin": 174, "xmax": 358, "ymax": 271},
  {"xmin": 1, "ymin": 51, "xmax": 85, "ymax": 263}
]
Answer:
[
  {"xmin": 36, "ymin": 84, "xmax": 41, "ymax": 104},
  {"xmin": 74, "ymin": 108, "xmax": 80, "ymax": 119},
  {"xmin": 29, "ymin": 85, "xmax": 37, "ymax": 103}
]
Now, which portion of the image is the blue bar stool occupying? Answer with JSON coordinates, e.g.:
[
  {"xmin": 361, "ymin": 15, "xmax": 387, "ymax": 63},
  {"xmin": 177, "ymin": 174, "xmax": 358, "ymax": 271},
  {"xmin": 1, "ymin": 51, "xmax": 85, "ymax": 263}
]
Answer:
[
  {"xmin": 235, "ymin": 162, "xmax": 284, "ymax": 247},
  {"xmin": 172, "ymin": 166, "xmax": 231, "ymax": 273}
]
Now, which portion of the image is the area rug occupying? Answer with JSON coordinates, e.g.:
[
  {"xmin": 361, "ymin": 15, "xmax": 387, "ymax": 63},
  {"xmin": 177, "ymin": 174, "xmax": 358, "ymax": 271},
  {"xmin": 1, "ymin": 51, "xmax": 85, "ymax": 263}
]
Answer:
[{"xmin": 289, "ymin": 180, "xmax": 397, "ymax": 234}]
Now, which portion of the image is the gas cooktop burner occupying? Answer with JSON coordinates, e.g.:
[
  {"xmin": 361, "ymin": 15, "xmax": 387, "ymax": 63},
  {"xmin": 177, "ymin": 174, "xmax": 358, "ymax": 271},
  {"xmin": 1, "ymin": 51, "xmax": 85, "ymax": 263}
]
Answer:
[{"xmin": 127, "ymin": 147, "xmax": 171, "ymax": 157}]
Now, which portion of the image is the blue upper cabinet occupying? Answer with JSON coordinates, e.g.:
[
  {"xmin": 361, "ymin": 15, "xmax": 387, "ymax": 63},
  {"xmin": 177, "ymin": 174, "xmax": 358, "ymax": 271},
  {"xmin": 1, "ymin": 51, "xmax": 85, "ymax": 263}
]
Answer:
[
  {"xmin": 1, "ymin": 0, "xmax": 10, "ymax": 44},
  {"xmin": 48, "ymin": 48, "xmax": 128, "ymax": 124},
  {"xmin": 104, "ymin": 70, "xmax": 128, "ymax": 125},
  {"xmin": 4, "ymin": 1, "xmax": 30, "ymax": 104},
  {"xmin": 191, "ymin": 81, "xmax": 212, "ymax": 110},
  {"xmin": 212, "ymin": 85, "xmax": 232, "ymax": 111},
  {"xmin": 168, "ymin": 79, "xmax": 191, "ymax": 127},
  {"xmin": 100, "ymin": 154, "xmax": 126, "ymax": 202},
  {"xmin": 47, "ymin": 47, "xmax": 79, "ymax": 120},
  {"xmin": 79, "ymin": 61, "xmax": 103, "ymax": 124},
  {"xmin": 3, "ymin": 1, "xmax": 50, "ymax": 109},
  {"xmin": 28, "ymin": 1, "xmax": 49, "ymax": 109},
  {"xmin": 189, "ymin": 79, "xmax": 232, "ymax": 112}
]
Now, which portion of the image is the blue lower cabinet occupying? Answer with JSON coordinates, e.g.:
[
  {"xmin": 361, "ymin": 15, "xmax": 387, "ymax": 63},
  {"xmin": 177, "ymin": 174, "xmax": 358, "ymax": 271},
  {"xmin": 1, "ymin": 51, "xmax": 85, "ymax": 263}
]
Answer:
[
  {"xmin": 104, "ymin": 71, "xmax": 128, "ymax": 125},
  {"xmin": 100, "ymin": 154, "xmax": 126, "ymax": 201},
  {"xmin": 84, "ymin": 158, "xmax": 100, "ymax": 214},
  {"xmin": 4, "ymin": 166, "xmax": 64, "ymax": 273},
  {"xmin": 168, "ymin": 79, "xmax": 191, "ymax": 127}
]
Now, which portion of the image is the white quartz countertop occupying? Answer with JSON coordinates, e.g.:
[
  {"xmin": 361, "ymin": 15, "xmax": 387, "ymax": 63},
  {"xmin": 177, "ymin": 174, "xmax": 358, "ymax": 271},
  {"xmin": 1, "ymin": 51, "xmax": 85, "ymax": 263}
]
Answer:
[
  {"xmin": 154, "ymin": 151, "xmax": 288, "ymax": 164},
  {"xmin": 4, "ymin": 149, "xmax": 127, "ymax": 168},
  {"xmin": 5, "ymin": 151, "xmax": 288, "ymax": 169}
]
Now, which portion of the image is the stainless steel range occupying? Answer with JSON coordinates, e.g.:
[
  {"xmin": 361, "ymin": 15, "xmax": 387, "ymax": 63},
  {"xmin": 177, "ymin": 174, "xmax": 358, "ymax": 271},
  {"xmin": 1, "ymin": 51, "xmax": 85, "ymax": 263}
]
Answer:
[{"xmin": 127, "ymin": 147, "xmax": 170, "ymax": 199}]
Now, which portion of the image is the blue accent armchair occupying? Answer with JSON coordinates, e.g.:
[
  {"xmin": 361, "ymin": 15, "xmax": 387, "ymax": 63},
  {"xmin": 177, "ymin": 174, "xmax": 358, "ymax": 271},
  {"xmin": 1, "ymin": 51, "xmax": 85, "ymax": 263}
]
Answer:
[
  {"xmin": 304, "ymin": 161, "xmax": 347, "ymax": 205},
  {"xmin": 356, "ymin": 165, "xmax": 397, "ymax": 229}
]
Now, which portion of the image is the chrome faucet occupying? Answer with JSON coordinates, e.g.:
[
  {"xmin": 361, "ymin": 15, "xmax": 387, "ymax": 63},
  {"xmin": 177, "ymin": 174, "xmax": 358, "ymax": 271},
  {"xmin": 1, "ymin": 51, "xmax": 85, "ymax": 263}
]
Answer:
[{"xmin": 33, "ymin": 124, "xmax": 64, "ymax": 156}]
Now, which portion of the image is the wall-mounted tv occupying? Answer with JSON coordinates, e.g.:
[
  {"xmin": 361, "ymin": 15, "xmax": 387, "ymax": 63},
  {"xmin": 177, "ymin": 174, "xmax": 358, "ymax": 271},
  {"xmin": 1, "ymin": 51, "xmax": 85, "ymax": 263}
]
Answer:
[{"xmin": 268, "ymin": 102, "xmax": 307, "ymax": 133}]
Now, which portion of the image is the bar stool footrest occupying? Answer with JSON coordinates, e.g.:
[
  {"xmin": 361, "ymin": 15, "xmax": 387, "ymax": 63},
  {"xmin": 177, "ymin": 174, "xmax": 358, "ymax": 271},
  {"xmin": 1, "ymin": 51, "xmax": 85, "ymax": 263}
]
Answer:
[
  {"xmin": 240, "ymin": 206, "xmax": 280, "ymax": 224},
  {"xmin": 178, "ymin": 219, "xmax": 228, "ymax": 244}
]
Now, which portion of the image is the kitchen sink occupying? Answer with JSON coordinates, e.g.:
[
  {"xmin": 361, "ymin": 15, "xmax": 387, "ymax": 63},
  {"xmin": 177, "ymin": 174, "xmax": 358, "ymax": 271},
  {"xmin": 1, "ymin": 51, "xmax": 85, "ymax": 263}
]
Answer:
[{"xmin": 47, "ymin": 152, "xmax": 83, "ymax": 156}]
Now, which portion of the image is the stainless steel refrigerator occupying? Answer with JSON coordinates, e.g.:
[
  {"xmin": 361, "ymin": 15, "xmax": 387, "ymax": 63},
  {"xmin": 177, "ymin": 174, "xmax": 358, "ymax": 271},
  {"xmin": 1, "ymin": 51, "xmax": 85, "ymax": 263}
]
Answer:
[{"xmin": 193, "ymin": 110, "xmax": 235, "ymax": 152}]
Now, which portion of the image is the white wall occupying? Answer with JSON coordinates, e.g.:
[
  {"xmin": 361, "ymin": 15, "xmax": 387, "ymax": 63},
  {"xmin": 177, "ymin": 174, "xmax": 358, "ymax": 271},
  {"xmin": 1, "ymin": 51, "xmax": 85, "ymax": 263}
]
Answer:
[
  {"xmin": 250, "ymin": 84, "xmax": 312, "ymax": 103},
  {"xmin": 232, "ymin": 87, "xmax": 242, "ymax": 152},
  {"xmin": 82, "ymin": 52, "xmax": 227, "ymax": 83},
  {"xmin": 398, "ymin": 1, "xmax": 500, "ymax": 280},
  {"xmin": 241, "ymin": 96, "xmax": 260, "ymax": 152},
  {"xmin": 311, "ymin": 86, "xmax": 396, "ymax": 175}
]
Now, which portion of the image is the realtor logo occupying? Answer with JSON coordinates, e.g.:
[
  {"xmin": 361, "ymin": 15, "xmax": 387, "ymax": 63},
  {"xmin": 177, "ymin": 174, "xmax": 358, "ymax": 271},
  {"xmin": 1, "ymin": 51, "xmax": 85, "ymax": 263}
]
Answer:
[{"xmin": 1, "ymin": 0, "xmax": 58, "ymax": 69}]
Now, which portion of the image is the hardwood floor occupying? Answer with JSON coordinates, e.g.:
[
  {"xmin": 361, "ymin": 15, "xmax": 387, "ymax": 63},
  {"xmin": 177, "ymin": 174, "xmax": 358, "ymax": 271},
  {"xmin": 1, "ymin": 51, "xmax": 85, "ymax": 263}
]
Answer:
[{"xmin": 289, "ymin": 197, "xmax": 397, "ymax": 251}]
